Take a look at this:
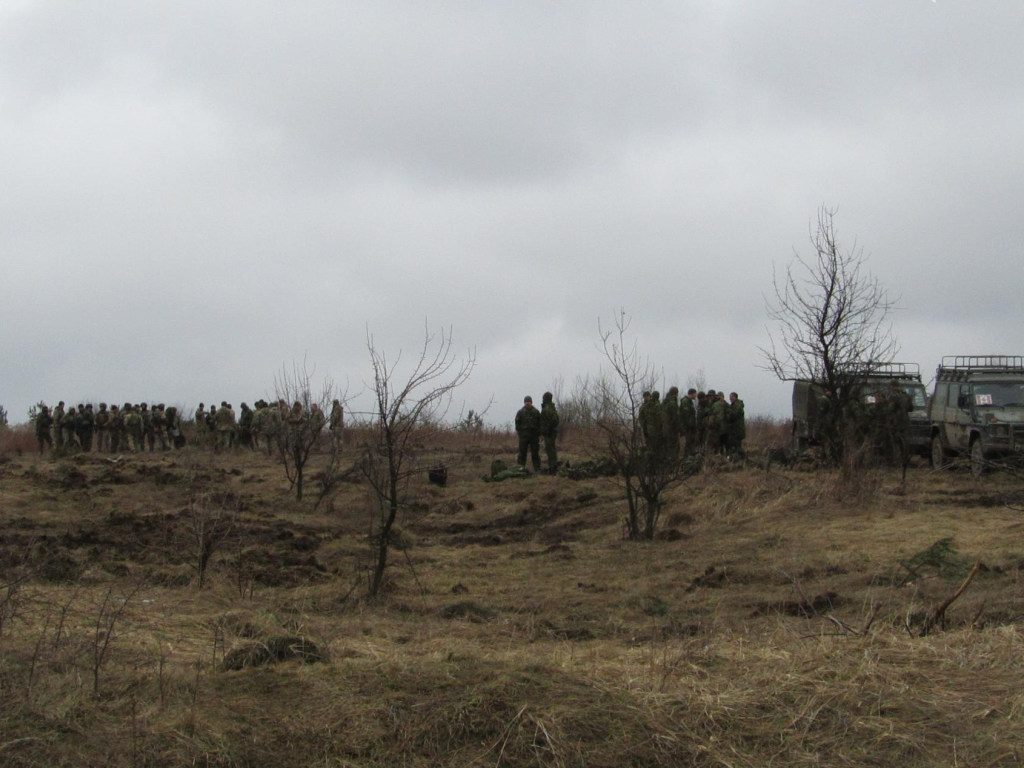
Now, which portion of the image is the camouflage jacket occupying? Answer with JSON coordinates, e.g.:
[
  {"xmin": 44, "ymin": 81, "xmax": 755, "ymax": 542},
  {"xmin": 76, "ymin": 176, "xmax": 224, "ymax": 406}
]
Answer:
[
  {"xmin": 35, "ymin": 410, "xmax": 53, "ymax": 436},
  {"xmin": 662, "ymin": 393, "xmax": 680, "ymax": 436},
  {"xmin": 679, "ymin": 397, "xmax": 696, "ymax": 432},
  {"xmin": 539, "ymin": 402, "xmax": 559, "ymax": 437},
  {"xmin": 726, "ymin": 399, "xmax": 745, "ymax": 440},
  {"xmin": 515, "ymin": 404, "xmax": 541, "ymax": 438}
]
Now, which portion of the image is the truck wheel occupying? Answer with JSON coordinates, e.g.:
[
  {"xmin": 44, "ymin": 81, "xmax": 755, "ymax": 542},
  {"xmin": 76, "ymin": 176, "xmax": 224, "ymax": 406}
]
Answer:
[
  {"xmin": 931, "ymin": 435, "xmax": 947, "ymax": 469},
  {"xmin": 970, "ymin": 439, "xmax": 985, "ymax": 478}
]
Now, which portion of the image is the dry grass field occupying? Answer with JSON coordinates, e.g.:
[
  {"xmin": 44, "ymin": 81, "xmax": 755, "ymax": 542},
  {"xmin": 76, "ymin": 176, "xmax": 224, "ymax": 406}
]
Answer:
[{"xmin": 1, "ymin": 422, "xmax": 1023, "ymax": 767}]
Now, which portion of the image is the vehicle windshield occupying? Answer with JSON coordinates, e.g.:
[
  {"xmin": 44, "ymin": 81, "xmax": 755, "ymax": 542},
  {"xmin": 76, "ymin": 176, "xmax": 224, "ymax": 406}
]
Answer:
[
  {"xmin": 906, "ymin": 385, "xmax": 927, "ymax": 409},
  {"xmin": 862, "ymin": 382, "xmax": 927, "ymax": 409},
  {"xmin": 971, "ymin": 381, "xmax": 1024, "ymax": 408}
]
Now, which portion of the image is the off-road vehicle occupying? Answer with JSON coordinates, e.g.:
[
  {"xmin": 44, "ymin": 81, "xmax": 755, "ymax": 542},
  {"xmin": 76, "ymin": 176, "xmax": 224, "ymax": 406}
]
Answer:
[
  {"xmin": 929, "ymin": 355, "xmax": 1024, "ymax": 476},
  {"xmin": 791, "ymin": 363, "xmax": 930, "ymax": 456}
]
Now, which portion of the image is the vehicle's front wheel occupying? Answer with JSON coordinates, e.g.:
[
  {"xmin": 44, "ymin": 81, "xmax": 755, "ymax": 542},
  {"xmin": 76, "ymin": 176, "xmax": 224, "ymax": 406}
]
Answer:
[
  {"xmin": 931, "ymin": 435, "xmax": 948, "ymax": 469},
  {"xmin": 970, "ymin": 439, "xmax": 985, "ymax": 478}
]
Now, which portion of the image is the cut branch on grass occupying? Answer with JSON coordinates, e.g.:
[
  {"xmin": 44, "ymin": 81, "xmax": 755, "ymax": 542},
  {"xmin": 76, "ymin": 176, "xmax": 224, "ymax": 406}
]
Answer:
[{"xmin": 920, "ymin": 561, "xmax": 982, "ymax": 636}]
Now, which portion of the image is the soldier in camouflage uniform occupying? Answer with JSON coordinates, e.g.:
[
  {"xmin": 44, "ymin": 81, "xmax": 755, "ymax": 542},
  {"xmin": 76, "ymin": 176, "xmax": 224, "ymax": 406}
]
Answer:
[
  {"xmin": 124, "ymin": 405, "xmax": 144, "ymax": 452},
  {"xmin": 706, "ymin": 391, "xmax": 728, "ymax": 455},
  {"xmin": 237, "ymin": 403, "xmax": 254, "ymax": 450},
  {"xmin": 109, "ymin": 404, "xmax": 123, "ymax": 452},
  {"xmin": 514, "ymin": 395, "xmax": 542, "ymax": 472},
  {"xmin": 725, "ymin": 392, "xmax": 746, "ymax": 455},
  {"xmin": 662, "ymin": 387, "xmax": 681, "ymax": 465},
  {"xmin": 644, "ymin": 391, "xmax": 666, "ymax": 468},
  {"xmin": 193, "ymin": 403, "xmax": 207, "ymax": 446},
  {"xmin": 251, "ymin": 400, "xmax": 279, "ymax": 455},
  {"xmin": 141, "ymin": 403, "xmax": 156, "ymax": 452},
  {"xmin": 35, "ymin": 405, "xmax": 54, "ymax": 454},
  {"xmin": 539, "ymin": 391, "xmax": 560, "ymax": 473},
  {"xmin": 151, "ymin": 404, "xmax": 167, "ymax": 451},
  {"xmin": 680, "ymin": 389, "xmax": 698, "ymax": 456},
  {"xmin": 329, "ymin": 399, "xmax": 344, "ymax": 448},
  {"xmin": 53, "ymin": 401, "xmax": 66, "ymax": 448},
  {"xmin": 696, "ymin": 391, "xmax": 709, "ymax": 451},
  {"xmin": 164, "ymin": 405, "xmax": 181, "ymax": 448},
  {"xmin": 94, "ymin": 403, "xmax": 111, "ymax": 452},
  {"xmin": 284, "ymin": 401, "xmax": 307, "ymax": 453},
  {"xmin": 309, "ymin": 403, "xmax": 326, "ymax": 447},
  {"xmin": 63, "ymin": 406, "xmax": 79, "ymax": 448},
  {"xmin": 76, "ymin": 404, "xmax": 95, "ymax": 452},
  {"xmin": 637, "ymin": 391, "xmax": 653, "ymax": 442},
  {"xmin": 214, "ymin": 401, "xmax": 235, "ymax": 452}
]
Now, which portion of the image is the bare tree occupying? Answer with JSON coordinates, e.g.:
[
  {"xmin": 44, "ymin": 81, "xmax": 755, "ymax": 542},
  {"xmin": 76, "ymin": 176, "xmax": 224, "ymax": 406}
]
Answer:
[
  {"xmin": 273, "ymin": 359, "xmax": 334, "ymax": 501},
  {"xmin": 586, "ymin": 310, "xmax": 689, "ymax": 540},
  {"xmin": 361, "ymin": 324, "xmax": 475, "ymax": 597},
  {"xmin": 761, "ymin": 205, "xmax": 899, "ymax": 450},
  {"xmin": 184, "ymin": 491, "xmax": 239, "ymax": 589}
]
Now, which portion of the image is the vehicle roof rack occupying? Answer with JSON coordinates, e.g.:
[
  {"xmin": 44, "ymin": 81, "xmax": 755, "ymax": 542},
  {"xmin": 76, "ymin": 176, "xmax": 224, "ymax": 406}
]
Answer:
[
  {"xmin": 939, "ymin": 355, "xmax": 1024, "ymax": 374},
  {"xmin": 842, "ymin": 362, "xmax": 922, "ymax": 380}
]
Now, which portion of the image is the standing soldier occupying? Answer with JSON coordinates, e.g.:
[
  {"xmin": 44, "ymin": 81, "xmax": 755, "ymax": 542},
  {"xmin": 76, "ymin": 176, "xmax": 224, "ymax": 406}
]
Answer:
[
  {"xmin": 124, "ymin": 405, "xmax": 144, "ymax": 452},
  {"xmin": 662, "ymin": 387, "xmax": 681, "ymax": 465},
  {"xmin": 539, "ymin": 391, "xmax": 560, "ymax": 473},
  {"xmin": 285, "ymin": 401, "xmax": 306, "ymax": 453},
  {"xmin": 94, "ymin": 403, "xmax": 111, "ymax": 452},
  {"xmin": 63, "ymin": 406, "xmax": 79, "ymax": 448},
  {"xmin": 165, "ymin": 405, "xmax": 181, "ymax": 449},
  {"xmin": 726, "ymin": 392, "xmax": 746, "ymax": 456},
  {"xmin": 329, "ymin": 399, "xmax": 344, "ymax": 448},
  {"xmin": 76, "ymin": 404, "xmax": 95, "ymax": 452},
  {"xmin": 53, "ymin": 401, "xmax": 66, "ymax": 448},
  {"xmin": 644, "ymin": 391, "xmax": 666, "ymax": 468},
  {"xmin": 309, "ymin": 403, "xmax": 326, "ymax": 446},
  {"xmin": 35, "ymin": 404, "xmax": 54, "ymax": 454},
  {"xmin": 193, "ymin": 403, "xmax": 207, "ymax": 446},
  {"xmin": 680, "ymin": 388, "xmax": 698, "ymax": 456},
  {"xmin": 214, "ymin": 401, "xmax": 235, "ymax": 452},
  {"xmin": 696, "ymin": 391, "xmax": 710, "ymax": 452},
  {"xmin": 638, "ymin": 391, "xmax": 653, "ymax": 442},
  {"xmin": 251, "ymin": 400, "xmax": 278, "ymax": 455},
  {"xmin": 141, "ymin": 403, "xmax": 155, "ymax": 452},
  {"xmin": 707, "ymin": 391, "xmax": 728, "ymax": 455},
  {"xmin": 151, "ymin": 404, "xmax": 167, "ymax": 451},
  {"xmin": 109, "ymin": 404, "xmax": 123, "ymax": 452},
  {"xmin": 514, "ymin": 395, "xmax": 542, "ymax": 473},
  {"xmin": 237, "ymin": 403, "xmax": 254, "ymax": 450}
]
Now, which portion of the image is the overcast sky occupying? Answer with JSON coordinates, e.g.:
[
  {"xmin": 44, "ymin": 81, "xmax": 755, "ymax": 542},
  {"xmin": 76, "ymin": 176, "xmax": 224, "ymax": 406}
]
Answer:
[{"xmin": 3, "ymin": 1, "xmax": 1023, "ymax": 426}]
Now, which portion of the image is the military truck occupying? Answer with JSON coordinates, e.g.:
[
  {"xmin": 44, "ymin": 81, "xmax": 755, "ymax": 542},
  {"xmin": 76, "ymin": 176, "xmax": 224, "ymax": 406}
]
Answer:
[
  {"xmin": 791, "ymin": 363, "xmax": 930, "ymax": 457},
  {"xmin": 929, "ymin": 355, "xmax": 1024, "ymax": 476}
]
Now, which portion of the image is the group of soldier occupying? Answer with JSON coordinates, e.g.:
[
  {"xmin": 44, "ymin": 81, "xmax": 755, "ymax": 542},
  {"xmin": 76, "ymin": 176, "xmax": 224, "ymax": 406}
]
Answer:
[
  {"xmin": 511, "ymin": 387, "xmax": 746, "ymax": 476},
  {"xmin": 33, "ymin": 401, "xmax": 184, "ymax": 454},
  {"xmin": 31, "ymin": 398, "xmax": 346, "ymax": 456},
  {"xmin": 639, "ymin": 387, "xmax": 745, "ymax": 465},
  {"xmin": 513, "ymin": 392, "xmax": 561, "ymax": 473}
]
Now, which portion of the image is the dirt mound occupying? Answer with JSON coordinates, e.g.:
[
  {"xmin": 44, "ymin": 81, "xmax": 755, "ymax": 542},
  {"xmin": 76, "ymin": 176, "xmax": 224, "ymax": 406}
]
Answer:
[{"xmin": 220, "ymin": 636, "xmax": 326, "ymax": 671}]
